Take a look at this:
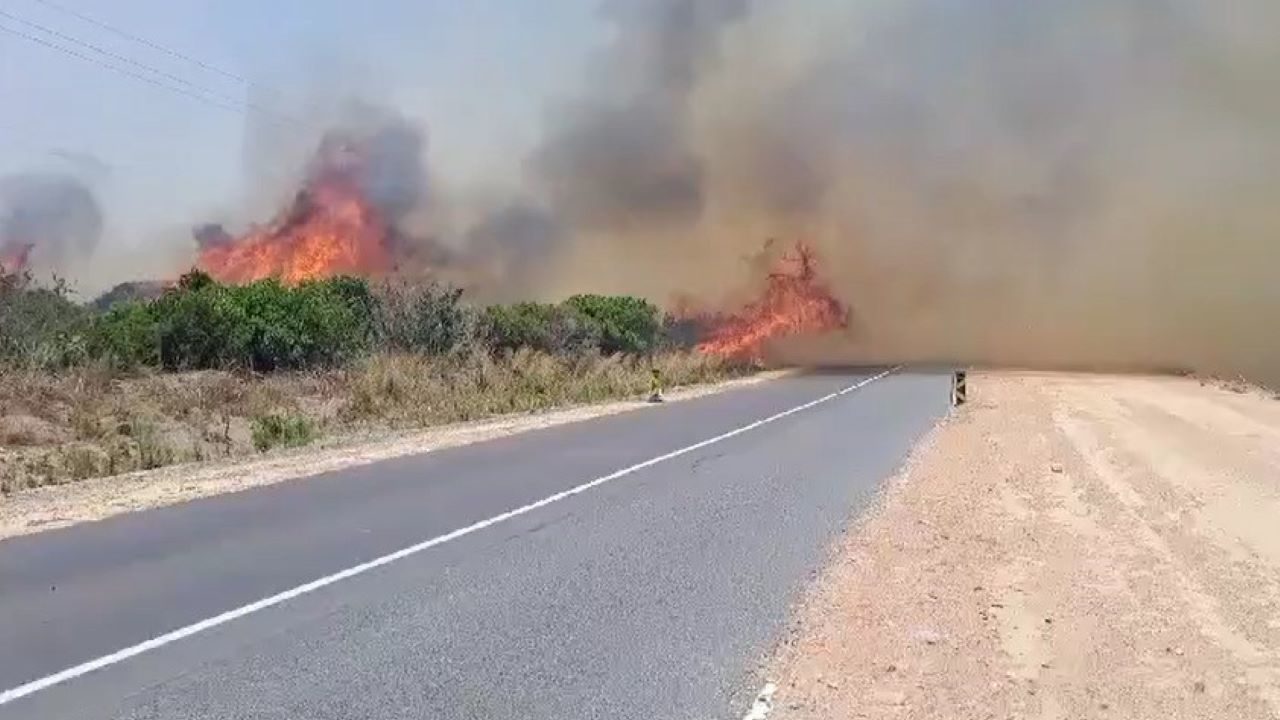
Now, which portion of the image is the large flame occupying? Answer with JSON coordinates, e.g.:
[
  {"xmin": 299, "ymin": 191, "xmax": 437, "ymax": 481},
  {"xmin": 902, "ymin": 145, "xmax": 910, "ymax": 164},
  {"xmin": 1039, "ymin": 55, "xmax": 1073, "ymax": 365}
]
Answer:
[
  {"xmin": 692, "ymin": 241, "xmax": 848, "ymax": 360},
  {"xmin": 198, "ymin": 135, "xmax": 392, "ymax": 284}
]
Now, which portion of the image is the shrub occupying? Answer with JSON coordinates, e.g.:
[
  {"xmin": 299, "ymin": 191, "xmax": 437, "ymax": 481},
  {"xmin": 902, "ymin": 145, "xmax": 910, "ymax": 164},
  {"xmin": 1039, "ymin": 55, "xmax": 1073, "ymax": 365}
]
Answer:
[
  {"xmin": 152, "ymin": 276, "xmax": 249, "ymax": 370},
  {"xmin": 562, "ymin": 294, "xmax": 660, "ymax": 355},
  {"xmin": 481, "ymin": 302, "xmax": 552, "ymax": 353},
  {"xmin": 250, "ymin": 413, "xmax": 316, "ymax": 452},
  {"xmin": 128, "ymin": 417, "xmax": 174, "ymax": 470},
  {"xmin": 372, "ymin": 281, "xmax": 471, "ymax": 355},
  {"xmin": 316, "ymin": 275, "xmax": 379, "ymax": 341},
  {"xmin": 91, "ymin": 301, "xmax": 160, "ymax": 369},
  {"xmin": 480, "ymin": 302, "xmax": 601, "ymax": 355},
  {"xmin": 96, "ymin": 271, "xmax": 379, "ymax": 371},
  {"xmin": 0, "ymin": 271, "xmax": 91, "ymax": 368},
  {"xmin": 233, "ymin": 277, "xmax": 373, "ymax": 369}
]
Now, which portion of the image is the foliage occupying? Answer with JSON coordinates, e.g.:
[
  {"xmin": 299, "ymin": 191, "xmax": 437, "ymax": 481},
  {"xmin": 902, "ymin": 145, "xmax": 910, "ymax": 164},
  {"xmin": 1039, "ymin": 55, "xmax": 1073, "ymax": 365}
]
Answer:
[
  {"xmin": 152, "ymin": 274, "xmax": 249, "ymax": 370},
  {"xmin": 480, "ymin": 301, "xmax": 602, "ymax": 356},
  {"xmin": 6, "ymin": 265, "xmax": 678, "ymax": 374},
  {"xmin": 88, "ymin": 271, "xmax": 376, "ymax": 371},
  {"xmin": 250, "ymin": 413, "xmax": 316, "ymax": 452},
  {"xmin": 1, "ymin": 246, "xmax": 746, "ymax": 492},
  {"xmin": 0, "ymin": 269, "xmax": 91, "ymax": 368},
  {"xmin": 226, "ymin": 276, "xmax": 372, "ymax": 370},
  {"xmin": 91, "ymin": 301, "xmax": 160, "ymax": 369},
  {"xmin": 563, "ymin": 294, "xmax": 661, "ymax": 355},
  {"xmin": 372, "ymin": 281, "xmax": 471, "ymax": 355}
]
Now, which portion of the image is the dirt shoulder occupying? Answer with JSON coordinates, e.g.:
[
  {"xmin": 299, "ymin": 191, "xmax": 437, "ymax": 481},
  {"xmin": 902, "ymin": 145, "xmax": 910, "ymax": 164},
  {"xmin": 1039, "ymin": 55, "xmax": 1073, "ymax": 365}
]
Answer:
[
  {"xmin": 770, "ymin": 372, "xmax": 1280, "ymax": 720},
  {"xmin": 0, "ymin": 371, "xmax": 784, "ymax": 541}
]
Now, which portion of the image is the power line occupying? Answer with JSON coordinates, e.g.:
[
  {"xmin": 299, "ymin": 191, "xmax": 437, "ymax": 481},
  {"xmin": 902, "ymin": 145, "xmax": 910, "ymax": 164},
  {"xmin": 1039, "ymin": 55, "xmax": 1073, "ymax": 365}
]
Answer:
[
  {"xmin": 0, "ymin": 22, "xmax": 281, "ymax": 122},
  {"xmin": 28, "ymin": 0, "xmax": 249, "ymax": 84},
  {"xmin": 0, "ymin": 8, "xmax": 299, "ymax": 125},
  {"xmin": 0, "ymin": 9, "xmax": 241, "ymax": 107}
]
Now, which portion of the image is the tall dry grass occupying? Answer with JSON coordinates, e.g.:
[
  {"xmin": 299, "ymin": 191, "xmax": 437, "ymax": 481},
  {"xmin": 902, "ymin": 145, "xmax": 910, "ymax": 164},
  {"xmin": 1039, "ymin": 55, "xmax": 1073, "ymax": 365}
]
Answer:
[{"xmin": 0, "ymin": 350, "xmax": 747, "ymax": 493}]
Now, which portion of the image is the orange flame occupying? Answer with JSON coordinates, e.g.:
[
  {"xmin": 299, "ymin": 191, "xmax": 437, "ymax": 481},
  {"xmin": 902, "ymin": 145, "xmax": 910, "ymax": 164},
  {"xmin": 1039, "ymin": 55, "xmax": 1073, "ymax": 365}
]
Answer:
[
  {"xmin": 693, "ymin": 241, "xmax": 847, "ymax": 360},
  {"xmin": 198, "ymin": 136, "xmax": 392, "ymax": 284}
]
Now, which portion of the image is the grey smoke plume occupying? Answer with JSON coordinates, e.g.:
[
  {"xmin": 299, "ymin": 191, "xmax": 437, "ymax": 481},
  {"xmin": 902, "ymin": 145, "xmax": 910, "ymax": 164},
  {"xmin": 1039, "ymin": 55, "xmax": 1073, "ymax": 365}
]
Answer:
[
  {"xmin": 524, "ymin": 0, "xmax": 1280, "ymax": 382},
  {"xmin": 333, "ymin": 103, "xmax": 430, "ymax": 224},
  {"xmin": 0, "ymin": 173, "xmax": 102, "ymax": 273},
  {"xmin": 529, "ymin": 0, "xmax": 748, "ymax": 231}
]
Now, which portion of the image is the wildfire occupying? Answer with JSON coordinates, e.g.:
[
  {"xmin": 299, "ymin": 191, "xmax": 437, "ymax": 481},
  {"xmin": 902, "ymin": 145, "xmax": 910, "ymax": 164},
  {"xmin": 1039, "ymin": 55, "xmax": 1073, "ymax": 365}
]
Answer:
[
  {"xmin": 692, "ymin": 240, "xmax": 847, "ymax": 360},
  {"xmin": 0, "ymin": 242, "xmax": 32, "ymax": 275},
  {"xmin": 198, "ymin": 134, "xmax": 392, "ymax": 284}
]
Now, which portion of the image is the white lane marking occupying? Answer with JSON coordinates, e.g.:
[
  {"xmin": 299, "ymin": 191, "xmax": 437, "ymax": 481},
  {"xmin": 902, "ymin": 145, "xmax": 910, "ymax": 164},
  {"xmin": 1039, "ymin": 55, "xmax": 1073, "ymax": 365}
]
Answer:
[
  {"xmin": 743, "ymin": 682, "xmax": 778, "ymax": 720},
  {"xmin": 0, "ymin": 367, "xmax": 899, "ymax": 706}
]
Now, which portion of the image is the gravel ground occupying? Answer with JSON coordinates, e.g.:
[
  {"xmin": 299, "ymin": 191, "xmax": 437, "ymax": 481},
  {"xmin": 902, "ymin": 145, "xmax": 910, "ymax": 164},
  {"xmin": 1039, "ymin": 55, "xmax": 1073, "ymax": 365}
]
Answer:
[
  {"xmin": 0, "ymin": 371, "xmax": 785, "ymax": 540},
  {"xmin": 769, "ymin": 372, "xmax": 1280, "ymax": 720}
]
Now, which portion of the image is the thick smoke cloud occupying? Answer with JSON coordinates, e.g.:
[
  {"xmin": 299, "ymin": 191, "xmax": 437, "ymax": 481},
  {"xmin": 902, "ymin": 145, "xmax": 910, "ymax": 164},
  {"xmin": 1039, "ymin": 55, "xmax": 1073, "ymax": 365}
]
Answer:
[
  {"xmin": 333, "ymin": 103, "xmax": 430, "ymax": 224},
  {"xmin": 0, "ymin": 173, "xmax": 102, "ymax": 274},
  {"xmin": 525, "ymin": 0, "xmax": 1280, "ymax": 382},
  {"xmin": 530, "ymin": 0, "xmax": 747, "ymax": 232}
]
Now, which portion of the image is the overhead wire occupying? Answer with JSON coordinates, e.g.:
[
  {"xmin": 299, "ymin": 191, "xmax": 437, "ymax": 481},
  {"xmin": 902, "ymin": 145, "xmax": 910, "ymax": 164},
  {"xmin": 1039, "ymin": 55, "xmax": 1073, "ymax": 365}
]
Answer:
[
  {"xmin": 20, "ymin": 0, "xmax": 319, "ymax": 120},
  {"xmin": 0, "ymin": 8, "xmax": 301, "ymax": 126},
  {"xmin": 28, "ymin": 0, "xmax": 249, "ymax": 84},
  {"xmin": 0, "ymin": 23, "xmax": 254, "ymax": 118}
]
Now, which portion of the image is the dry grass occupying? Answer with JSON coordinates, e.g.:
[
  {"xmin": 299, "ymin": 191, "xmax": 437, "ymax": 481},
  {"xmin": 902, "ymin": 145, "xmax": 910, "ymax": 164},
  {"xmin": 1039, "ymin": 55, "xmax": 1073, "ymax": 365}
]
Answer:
[{"xmin": 0, "ymin": 350, "xmax": 747, "ymax": 494}]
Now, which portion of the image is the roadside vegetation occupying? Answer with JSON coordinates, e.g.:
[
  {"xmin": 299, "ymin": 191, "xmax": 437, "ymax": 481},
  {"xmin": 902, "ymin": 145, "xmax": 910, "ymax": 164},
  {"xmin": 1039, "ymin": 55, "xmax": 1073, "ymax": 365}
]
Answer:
[{"xmin": 0, "ymin": 269, "xmax": 749, "ymax": 493}]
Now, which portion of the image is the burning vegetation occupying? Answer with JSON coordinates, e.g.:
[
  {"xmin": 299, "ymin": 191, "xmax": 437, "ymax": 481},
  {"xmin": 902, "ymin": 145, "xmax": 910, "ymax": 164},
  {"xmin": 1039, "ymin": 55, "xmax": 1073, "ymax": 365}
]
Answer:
[
  {"xmin": 197, "ymin": 134, "xmax": 394, "ymax": 284},
  {"xmin": 0, "ymin": 244, "xmax": 31, "ymax": 276},
  {"xmin": 183, "ymin": 119, "xmax": 854, "ymax": 362},
  {"xmin": 685, "ymin": 241, "xmax": 848, "ymax": 361}
]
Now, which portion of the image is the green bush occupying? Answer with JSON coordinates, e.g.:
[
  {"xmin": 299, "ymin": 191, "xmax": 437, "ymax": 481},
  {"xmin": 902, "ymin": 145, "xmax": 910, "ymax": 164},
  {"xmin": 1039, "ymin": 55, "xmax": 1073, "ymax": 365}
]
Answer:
[
  {"xmin": 0, "ymin": 271, "xmax": 91, "ymax": 368},
  {"xmin": 481, "ymin": 301, "xmax": 603, "ymax": 355},
  {"xmin": 230, "ymin": 277, "xmax": 371, "ymax": 370},
  {"xmin": 563, "ymin": 294, "xmax": 660, "ymax": 355},
  {"xmin": 6, "ymin": 265, "xmax": 675, "ymax": 376},
  {"xmin": 251, "ymin": 413, "xmax": 316, "ymax": 452},
  {"xmin": 318, "ymin": 275, "xmax": 379, "ymax": 340},
  {"xmin": 94, "ymin": 271, "xmax": 378, "ymax": 371},
  {"xmin": 154, "ymin": 275, "xmax": 250, "ymax": 370},
  {"xmin": 90, "ymin": 301, "xmax": 160, "ymax": 369}
]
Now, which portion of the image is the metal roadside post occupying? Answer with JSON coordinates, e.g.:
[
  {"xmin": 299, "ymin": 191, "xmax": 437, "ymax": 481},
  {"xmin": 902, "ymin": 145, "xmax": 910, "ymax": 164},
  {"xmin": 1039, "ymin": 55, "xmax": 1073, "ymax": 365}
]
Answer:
[{"xmin": 952, "ymin": 369, "xmax": 967, "ymax": 407}]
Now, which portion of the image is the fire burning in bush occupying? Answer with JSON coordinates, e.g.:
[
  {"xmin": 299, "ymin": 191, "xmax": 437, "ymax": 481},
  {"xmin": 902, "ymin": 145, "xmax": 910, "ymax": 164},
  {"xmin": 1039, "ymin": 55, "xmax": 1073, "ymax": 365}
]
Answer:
[
  {"xmin": 0, "ymin": 243, "xmax": 31, "ymax": 275},
  {"xmin": 184, "ymin": 119, "xmax": 851, "ymax": 363},
  {"xmin": 197, "ymin": 134, "xmax": 394, "ymax": 284},
  {"xmin": 685, "ymin": 241, "xmax": 848, "ymax": 361}
]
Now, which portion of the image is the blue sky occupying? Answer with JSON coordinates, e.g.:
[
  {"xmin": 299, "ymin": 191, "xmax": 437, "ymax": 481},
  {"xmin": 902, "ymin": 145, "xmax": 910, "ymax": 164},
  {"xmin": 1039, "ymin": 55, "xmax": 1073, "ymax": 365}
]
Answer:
[{"xmin": 0, "ymin": 0, "xmax": 603, "ymax": 278}]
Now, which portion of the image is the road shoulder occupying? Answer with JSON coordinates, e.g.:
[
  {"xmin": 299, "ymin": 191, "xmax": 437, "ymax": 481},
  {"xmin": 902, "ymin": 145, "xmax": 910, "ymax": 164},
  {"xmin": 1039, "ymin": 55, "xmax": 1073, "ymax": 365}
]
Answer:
[
  {"xmin": 769, "ymin": 372, "xmax": 1280, "ymax": 720},
  {"xmin": 0, "ymin": 372, "xmax": 785, "ymax": 540}
]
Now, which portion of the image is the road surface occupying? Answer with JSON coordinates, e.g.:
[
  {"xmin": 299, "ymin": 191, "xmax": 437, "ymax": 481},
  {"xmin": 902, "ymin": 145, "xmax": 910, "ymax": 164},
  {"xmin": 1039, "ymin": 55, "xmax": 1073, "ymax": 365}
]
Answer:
[{"xmin": 0, "ymin": 369, "xmax": 949, "ymax": 720}]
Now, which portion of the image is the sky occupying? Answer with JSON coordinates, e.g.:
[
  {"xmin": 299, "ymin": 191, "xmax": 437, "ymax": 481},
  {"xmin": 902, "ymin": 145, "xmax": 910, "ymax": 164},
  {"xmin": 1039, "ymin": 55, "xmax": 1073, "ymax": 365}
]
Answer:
[{"xmin": 0, "ymin": 0, "xmax": 602, "ymax": 285}]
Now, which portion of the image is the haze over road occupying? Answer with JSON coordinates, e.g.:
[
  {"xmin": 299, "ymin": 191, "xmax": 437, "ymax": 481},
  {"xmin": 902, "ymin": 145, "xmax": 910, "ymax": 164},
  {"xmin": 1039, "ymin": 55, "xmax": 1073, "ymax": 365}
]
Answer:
[{"xmin": 0, "ymin": 369, "xmax": 948, "ymax": 720}]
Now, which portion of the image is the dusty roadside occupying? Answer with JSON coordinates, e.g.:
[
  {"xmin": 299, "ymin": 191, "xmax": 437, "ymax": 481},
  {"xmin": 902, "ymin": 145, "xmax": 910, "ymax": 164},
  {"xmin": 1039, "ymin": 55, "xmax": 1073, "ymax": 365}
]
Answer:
[
  {"xmin": 0, "ymin": 370, "xmax": 785, "ymax": 540},
  {"xmin": 770, "ymin": 372, "xmax": 1280, "ymax": 719}
]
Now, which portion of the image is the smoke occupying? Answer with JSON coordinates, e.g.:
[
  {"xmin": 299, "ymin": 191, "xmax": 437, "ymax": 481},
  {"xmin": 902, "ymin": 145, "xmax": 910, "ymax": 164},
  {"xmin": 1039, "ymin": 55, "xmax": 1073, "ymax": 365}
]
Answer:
[
  {"xmin": 0, "ymin": 173, "xmax": 103, "ymax": 275},
  {"xmin": 522, "ymin": 0, "xmax": 1280, "ymax": 382},
  {"xmin": 530, "ymin": 0, "xmax": 748, "ymax": 231},
  {"xmin": 461, "ymin": 203, "xmax": 564, "ymax": 301},
  {"xmin": 330, "ymin": 103, "xmax": 430, "ymax": 225}
]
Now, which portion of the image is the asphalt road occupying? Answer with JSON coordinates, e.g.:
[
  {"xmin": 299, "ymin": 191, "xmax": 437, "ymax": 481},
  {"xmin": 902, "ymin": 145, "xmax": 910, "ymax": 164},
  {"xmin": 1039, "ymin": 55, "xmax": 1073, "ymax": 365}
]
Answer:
[{"xmin": 0, "ymin": 368, "xmax": 950, "ymax": 720}]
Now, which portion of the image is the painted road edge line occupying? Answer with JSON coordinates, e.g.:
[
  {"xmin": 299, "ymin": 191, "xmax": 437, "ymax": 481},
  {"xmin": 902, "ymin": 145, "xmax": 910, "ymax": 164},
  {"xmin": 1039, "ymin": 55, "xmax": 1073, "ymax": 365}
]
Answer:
[{"xmin": 0, "ymin": 366, "xmax": 900, "ymax": 706}]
